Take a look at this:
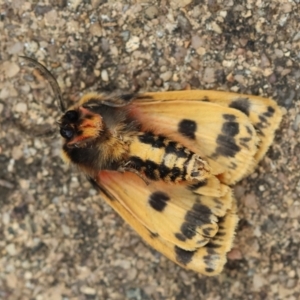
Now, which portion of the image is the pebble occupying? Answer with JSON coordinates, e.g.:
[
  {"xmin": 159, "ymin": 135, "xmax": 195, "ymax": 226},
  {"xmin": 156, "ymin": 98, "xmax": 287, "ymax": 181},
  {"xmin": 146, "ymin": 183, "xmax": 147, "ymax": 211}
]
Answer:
[
  {"xmin": 227, "ymin": 248, "xmax": 243, "ymax": 260},
  {"xmin": 1, "ymin": 61, "xmax": 20, "ymax": 78},
  {"xmin": 80, "ymin": 286, "xmax": 96, "ymax": 295},
  {"xmin": 160, "ymin": 70, "xmax": 172, "ymax": 82},
  {"xmin": 244, "ymin": 193, "xmax": 258, "ymax": 209},
  {"xmin": 126, "ymin": 36, "xmax": 140, "ymax": 52},
  {"xmin": 15, "ymin": 102, "xmax": 28, "ymax": 113},
  {"xmin": 170, "ymin": 0, "xmax": 192, "ymax": 9},
  {"xmin": 25, "ymin": 41, "xmax": 39, "ymax": 53},
  {"xmin": 293, "ymin": 114, "xmax": 300, "ymax": 131},
  {"xmin": 12, "ymin": 146, "xmax": 23, "ymax": 160},
  {"xmin": 44, "ymin": 9, "xmax": 58, "ymax": 25},
  {"xmin": 2, "ymin": 213, "xmax": 10, "ymax": 225},
  {"xmin": 191, "ymin": 35, "xmax": 205, "ymax": 49},
  {"xmin": 6, "ymin": 243, "xmax": 17, "ymax": 256},
  {"xmin": 253, "ymin": 274, "xmax": 267, "ymax": 291},
  {"xmin": 203, "ymin": 67, "xmax": 215, "ymax": 83},
  {"xmin": 90, "ymin": 23, "xmax": 103, "ymax": 36},
  {"xmin": 144, "ymin": 5, "xmax": 159, "ymax": 19},
  {"xmin": 7, "ymin": 42, "xmax": 24, "ymax": 54},
  {"xmin": 101, "ymin": 69, "xmax": 109, "ymax": 82},
  {"xmin": 0, "ymin": 103, "xmax": 3, "ymax": 114}
]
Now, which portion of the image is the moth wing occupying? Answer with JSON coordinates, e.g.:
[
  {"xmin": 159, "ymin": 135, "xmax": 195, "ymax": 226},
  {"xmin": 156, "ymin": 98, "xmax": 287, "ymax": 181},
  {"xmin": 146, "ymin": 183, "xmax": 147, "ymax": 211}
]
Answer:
[
  {"xmin": 95, "ymin": 171, "xmax": 238, "ymax": 276},
  {"xmin": 130, "ymin": 91, "xmax": 282, "ymax": 184}
]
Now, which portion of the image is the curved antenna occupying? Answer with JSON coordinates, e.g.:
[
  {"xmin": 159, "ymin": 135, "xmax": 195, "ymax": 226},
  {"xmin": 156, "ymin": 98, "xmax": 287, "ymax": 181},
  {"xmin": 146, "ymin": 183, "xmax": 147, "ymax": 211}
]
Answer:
[{"xmin": 19, "ymin": 56, "xmax": 66, "ymax": 112}]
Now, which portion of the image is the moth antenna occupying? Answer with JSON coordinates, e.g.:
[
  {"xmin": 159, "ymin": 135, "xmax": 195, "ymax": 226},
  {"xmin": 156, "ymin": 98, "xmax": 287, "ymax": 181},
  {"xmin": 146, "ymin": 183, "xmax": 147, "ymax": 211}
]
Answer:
[{"xmin": 20, "ymin": 56, "xmax": 66, "ymax": 112}]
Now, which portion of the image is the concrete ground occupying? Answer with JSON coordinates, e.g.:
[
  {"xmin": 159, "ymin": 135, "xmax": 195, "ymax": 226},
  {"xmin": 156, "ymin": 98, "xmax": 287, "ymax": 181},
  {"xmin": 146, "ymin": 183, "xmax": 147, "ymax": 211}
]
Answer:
[{"xmin": 0, "ymin": 1, "xmax": 299, "ymax": 299}]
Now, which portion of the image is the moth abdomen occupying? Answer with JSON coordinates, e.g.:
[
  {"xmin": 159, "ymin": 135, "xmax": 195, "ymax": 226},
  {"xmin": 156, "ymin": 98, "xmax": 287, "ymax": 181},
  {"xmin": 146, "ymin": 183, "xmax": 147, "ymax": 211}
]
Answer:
[{"xmin": 128, "ymin": 132, "xmax": 210, "ymax": 183}]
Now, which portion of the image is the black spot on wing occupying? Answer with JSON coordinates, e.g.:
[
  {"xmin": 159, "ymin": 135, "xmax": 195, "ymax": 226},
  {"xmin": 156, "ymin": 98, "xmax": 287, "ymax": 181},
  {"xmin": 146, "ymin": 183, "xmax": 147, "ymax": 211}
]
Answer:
[
  {"xmin": 246, "ymin": 125, "xmax": 253, "ymax": 136},
  {"xmin": 259, "ymin": 115, "xmax": 268, "ymax": 124},
  {"xmin": 180, "ymin": 222, "xmax": 197, "ymax": 239},
  {"xmin": 263, "ymin": 106, "xmax": 275, "ymax": 117},
  {"xmin": 213, "ymin": 114, "xmax": 241, "ymax": 158},
  {"xmin": 148, "ymin": 191, "xmax": 170, "ymax": 212},
  {"xmin": 215, "ymin": 135, "xmax": 241, "ymax": 157},
  {"xmin": 188, "ymin": 180, "xmax": 208, "ymax": 191},
  {"xmin": 174, "ymin": 246, "xmax": 195, "ymax": 265},
  {"xmin": 178, "ymin": 119, "xmax": 197, "ymax": 140},
  {"xmin": 175, "ymin": 233, "xmax": 186, "ymax": 241},
  {"xmin": 222, "ymin": 121, "xmax": 239, "ymax": 136},
  {"xmin": 223, "ymin": 114, "xmax": 236, "ymax": 121},
  {"xmin": 188, "ymin": 203, "xmax": 213, "ymax": 226},
  {"xmin": 229, "ymin": 98, "xmax": 250, "ymax": 116}
]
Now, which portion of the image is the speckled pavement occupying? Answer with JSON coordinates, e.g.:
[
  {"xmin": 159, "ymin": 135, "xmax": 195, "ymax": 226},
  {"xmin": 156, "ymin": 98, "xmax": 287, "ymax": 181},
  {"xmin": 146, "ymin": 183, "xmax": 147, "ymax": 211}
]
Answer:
[{"xmin": 0, "ymin": 1, "xmax": 299, "ymax": 299}]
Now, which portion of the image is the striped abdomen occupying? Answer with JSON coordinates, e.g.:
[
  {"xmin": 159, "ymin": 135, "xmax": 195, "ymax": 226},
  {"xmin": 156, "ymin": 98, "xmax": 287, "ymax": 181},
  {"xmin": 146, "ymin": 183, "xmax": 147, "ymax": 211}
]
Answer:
[{"xmin": 128, "ymin": 131, "xmax": 210, "ymax": 182}]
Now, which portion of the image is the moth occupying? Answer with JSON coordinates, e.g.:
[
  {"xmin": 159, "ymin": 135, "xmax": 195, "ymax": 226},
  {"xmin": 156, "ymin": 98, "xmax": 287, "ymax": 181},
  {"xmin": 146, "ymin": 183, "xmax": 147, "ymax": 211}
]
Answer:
[{"xmin": 21, "ymin": 57, "xmax": 282, "ymax": 276}]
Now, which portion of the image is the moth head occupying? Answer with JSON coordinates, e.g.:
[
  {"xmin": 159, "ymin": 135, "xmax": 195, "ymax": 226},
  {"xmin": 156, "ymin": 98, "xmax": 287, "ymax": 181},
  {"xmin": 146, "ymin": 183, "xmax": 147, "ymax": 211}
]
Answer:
[{"xmin": 59, "ymin": 106, "xmax": 104, "ymax": 148}]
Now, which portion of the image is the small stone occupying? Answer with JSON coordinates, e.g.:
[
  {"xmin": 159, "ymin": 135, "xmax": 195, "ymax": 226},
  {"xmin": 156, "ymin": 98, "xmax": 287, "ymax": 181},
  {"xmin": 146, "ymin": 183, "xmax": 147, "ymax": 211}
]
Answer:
[
  {"xmin": 44, "ymin": 9, "xmax": 58, "ymax": 25},
  {"xmin": 7, "ymin": 42, "xmax": 24, "ymax": 54},
  {"xmin": 5, "ymin": 273, "xmax": 18, "ymax": 289},
  {"xmin": 0, "ymin": 103, "xmax": 4, "ymax": 114},
  {"xmin": 114, "ymin": 259, "xmax": 131, "ymax": 269},
  {"xmin": 288, "ymin": 270, "xmax": 296, "ymax": 278},
  {"xmin": 90, "ymin": 23, "xmax": 102, "ymax": 36},
  {"xmin": 1, "ymin": 61, "xmax": 20, "ymax": 78},
  {"xmin": 261, "ymin": 53, "xmax": 271, "ymax": 68},
  {"xmin": 282, "ymin": 3, "xmax": 292, "ymax": 13},
  {"xmin": 227, "ymin": 248, "xmax": 243, "ymax": 260},
  {"xmin": 80, "ymin": 286, "xmax": 96, "ymax": 295},
  {"xmin": 170, "ymin": 0, "xmax": 192, "ymax": 9},
  {"xmin": 15, "ymin": 102, "xmax": 27, "ymax": 113},
  {"xmin": 12, "ymin": 146, "xmax": 23, "ymax": 160},
  {"xmin": 19, "ymin": 179, "xmax": 30, "ymax": 190},
  {"xmin": 203, "ymin": 67, "xmax": 215, "ymax": 83},
  {"xmin": 144, "ymin": 5, "xmax": 159, "ymax": 19},
  {"xmin": 244, "ymin": 193, "xmax": 258, "ymax": 209},
  {"xmin": 24, "ymin": 271, "xmax": 32, "ymax": 280},
  {"xmin": 127, "ymin": 268, "xmax": 138, "ymax": 281},
  {"xmin": 253, "ymin": 274, "xmax": 267, "ymax": 291},
  {"xmin": 191, "ymin": 35, "xmax": 205, "ymax": 49},
  {"xmin": 67, "ymin": 20, "xmax": 79, "ymax": 32},
  {"xmin": 25, "ymin": 41, "xmax": 39, "ymax": 53},
  {"xmin": 120, "ymin": 31, "xmax": 130, "ymax": 42},
  {"xmin": 210, "ymin": 21, "xmax": 222, "ymax": 34},
  {"xmin": 68, "ymin": 0, "xmax": 81, "ymax": 10},
  {"xmin": 6, "ymin": 243, "xmax": 17, "ymax": 256},
  {"xmin": 101, "ymin": 69, "xmax": 109, "ymax": 82},
  {"xmin": 126, "ymin": 36, "xmax": 140, "ymax": 52},
  {"xmin": 160, "ymin": 71, "xmax": 172, "ymax": 82},
  {"xmin": 2, "ymin": 213, "xmax": 10, "ymax": 225}
]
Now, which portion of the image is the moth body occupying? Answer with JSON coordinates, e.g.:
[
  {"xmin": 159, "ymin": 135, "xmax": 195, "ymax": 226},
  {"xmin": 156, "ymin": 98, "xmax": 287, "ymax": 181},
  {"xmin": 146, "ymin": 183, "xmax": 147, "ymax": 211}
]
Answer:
[{"xmin": 60, "ymin": 95, "xmax": 210, "ymax": 183}]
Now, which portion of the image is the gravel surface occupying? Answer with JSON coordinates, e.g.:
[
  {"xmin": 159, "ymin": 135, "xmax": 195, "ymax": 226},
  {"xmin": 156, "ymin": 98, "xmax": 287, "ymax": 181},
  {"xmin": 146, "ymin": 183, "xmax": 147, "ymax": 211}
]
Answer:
[{"xmin": 1, "ymin": 1, "xmax": 299, "ymax": 299}]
